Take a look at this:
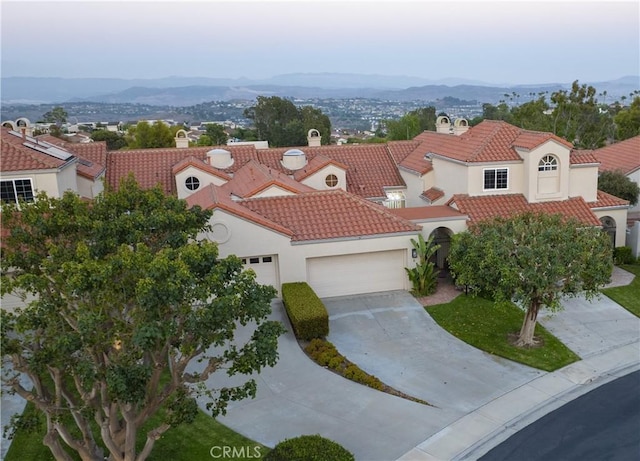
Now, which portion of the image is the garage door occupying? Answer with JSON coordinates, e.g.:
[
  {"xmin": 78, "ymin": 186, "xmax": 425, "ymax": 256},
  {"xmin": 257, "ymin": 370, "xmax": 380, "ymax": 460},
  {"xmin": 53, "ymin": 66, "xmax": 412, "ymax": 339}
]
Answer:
[
  {"xmin": 242, "ymin": 255, "xmax": 279, "ymax": 291},
  {"xmin": 307, "ymin": 250, "xmax": 406, "ymax": 298}
]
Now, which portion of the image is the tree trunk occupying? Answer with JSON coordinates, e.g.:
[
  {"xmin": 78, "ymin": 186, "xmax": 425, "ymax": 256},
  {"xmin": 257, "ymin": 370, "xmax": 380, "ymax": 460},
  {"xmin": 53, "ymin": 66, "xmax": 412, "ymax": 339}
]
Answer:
[{"xmin": 516, "ymin": 301, "xmax": 540, "ymax": 347}]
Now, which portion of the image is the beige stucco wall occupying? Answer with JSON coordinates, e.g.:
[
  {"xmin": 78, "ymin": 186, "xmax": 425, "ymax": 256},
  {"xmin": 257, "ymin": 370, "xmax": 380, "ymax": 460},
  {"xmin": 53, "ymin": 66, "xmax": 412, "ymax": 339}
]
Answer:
[
  {"xmin": 569, "ymin": 165, "xmax": 599, "ymax": 203},
  {"xmin": 628, "ymin": 169, "xmax": 640, "ymax": 213},
  {"xmin": 3, "ymin": 164, "xmax": 77, "ymax": 199},
  {"xmin": 300, "ymin": 165, "xmax": 347, "ymax": 192},
  {"xmin": 174, "ymin": 166, "xmax": 228, "ymax": 199},
  {"xmin": 592, "ymin": 208, "xmax": 629, "ymax": 247},
  {"xmin": 398, "ymin": 169, "xmax": 428, "ymax": 207},
  {"xmin": 432, "ymin": 157, "xmax": 469, "ymax": 201},
  {"xmin": 519, "ymin": 141, "xmax": 571, "ymax": 202},
  {"xmin": 467, "ymin": 162, "xmax": 524, "ymax": 197},
  {"xmin": 203, "ymin": 210, "xmax": 419, "ymax": 293},
  {"xmin": 77, "ymin": 174, "xmax": 105, "ymax": 199}
]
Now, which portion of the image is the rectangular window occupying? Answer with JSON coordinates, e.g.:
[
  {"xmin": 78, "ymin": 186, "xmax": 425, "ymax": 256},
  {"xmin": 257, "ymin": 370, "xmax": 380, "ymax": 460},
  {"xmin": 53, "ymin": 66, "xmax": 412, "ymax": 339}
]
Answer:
[
  {"xmin": 249, "ymin": 257, "xmax": 260, "ymax": 264},
  {"xmin": 1, "ymin": 179, "xmax": 34, "ymax": 204},
  {"xmin": 262, "ymin": 257, "xmax": 272, "ymax": 263},
  {"xmin": 483, "ymin": 168, "xmax": 508, "ymax": 190}
]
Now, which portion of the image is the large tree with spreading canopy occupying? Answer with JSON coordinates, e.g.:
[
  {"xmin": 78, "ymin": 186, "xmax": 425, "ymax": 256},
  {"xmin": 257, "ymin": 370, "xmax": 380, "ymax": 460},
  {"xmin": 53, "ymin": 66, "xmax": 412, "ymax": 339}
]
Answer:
[
  {"xmin": 1, "ymin": 177, "xmax": 285, "ymax": 461},
  {"xmin": 449, "ymin": 212, "xmax": 613, "ymax": 347}
]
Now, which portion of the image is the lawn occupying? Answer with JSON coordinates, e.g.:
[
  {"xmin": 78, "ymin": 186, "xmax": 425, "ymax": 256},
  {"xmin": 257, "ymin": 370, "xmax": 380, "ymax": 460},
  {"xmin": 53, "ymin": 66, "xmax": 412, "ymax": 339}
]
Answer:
[
  {"xmin": 602, "ymin": 264, "xmax": 640, "ymax": 317},
  {"xmin": 5, "ymin": 403, "xmax": 269, "ymax": 461},
  {"xmin": 426, "ymin": 295, "xmax": 580, "ymax": 372}
]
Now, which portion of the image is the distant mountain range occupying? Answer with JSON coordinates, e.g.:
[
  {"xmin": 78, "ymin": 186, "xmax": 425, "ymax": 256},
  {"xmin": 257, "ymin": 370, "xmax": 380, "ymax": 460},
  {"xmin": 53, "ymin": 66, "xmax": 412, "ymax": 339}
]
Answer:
[{"xmin": 2, "ymin": 73, "xmax": 638, "ymax": 106}]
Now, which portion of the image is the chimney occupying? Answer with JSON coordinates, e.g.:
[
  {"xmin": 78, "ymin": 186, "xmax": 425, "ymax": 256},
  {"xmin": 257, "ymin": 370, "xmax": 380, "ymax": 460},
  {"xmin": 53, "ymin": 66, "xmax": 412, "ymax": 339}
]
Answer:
[{"xmin": 307, "ymin": 129, "xmax": 321, "ymax": 147}]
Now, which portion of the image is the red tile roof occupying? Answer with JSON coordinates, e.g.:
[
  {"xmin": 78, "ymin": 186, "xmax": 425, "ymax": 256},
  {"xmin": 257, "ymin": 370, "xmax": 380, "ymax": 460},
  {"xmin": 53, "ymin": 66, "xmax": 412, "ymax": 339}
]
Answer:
[
  {"xmin": 105, "ymin": 145, "xmax": 257, "ymax": 194},
  {"xmin": 256, "ymin": 144, "xmax": 406, "ymax": 199},
  {"xmin": 387, "ymin": 140, "xmax": 421, "ymax": 165},
  {"xmin": 401, "ymin": 121, "xmax": 574, "ymax": 174},
  {"xmin": 591, "ymin": 136, "xmax": 640, "ymax": 175},
  {"xmin": 569, "ymin": 150, "xmax": 599, "ymax": 165},
  {"xmin": 448, "ymin": 194, "xmax": 602, "ymax": 226},
  {"xmin": 240, "ymin": 189, "xmax": 421, "ymax": 241},
  {"xmin": 292, "ymin": 154, "xmax": 348, "ymax": 181},
  {"xmin": 589, "ymin": 190, "xmax": 630, "ymax": 209},
  {"xmin": 221, "ymin": 159, "xmax": 315, "ymax": 198},
  {"xmin": 421, "ymin": 187, "xmax": 445, "ymax": 202},
  {"xmin": 171, "ymin": 156, "xmax": 232, "ymax": 181},
  {"xmin": 1, "ymin": 127, "xmax": 73, "ymax": 172},
  {"xmin": 389, "ymin": 206, "xmax": 466, "ymax": 221}
]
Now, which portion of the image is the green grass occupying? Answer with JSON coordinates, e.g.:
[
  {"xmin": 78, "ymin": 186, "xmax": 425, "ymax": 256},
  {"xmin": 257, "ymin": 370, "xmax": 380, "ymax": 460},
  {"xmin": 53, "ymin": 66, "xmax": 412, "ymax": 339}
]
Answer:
[
  {"xmin": 5, "ymin": 403, "xmax": 269, "ymax": 461},
  {"xmin": 426, "ymin": 295, "xmax": 580, "ymax": 372},
  {"xmin": 602, "ymin": 264, "xmax": 640, "ymax": 317}
]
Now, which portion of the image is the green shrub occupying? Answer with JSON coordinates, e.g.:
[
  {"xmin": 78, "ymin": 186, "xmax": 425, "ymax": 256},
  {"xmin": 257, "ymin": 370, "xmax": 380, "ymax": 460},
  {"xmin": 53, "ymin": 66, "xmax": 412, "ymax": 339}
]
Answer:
[
  {"xmin": 281, "ymin": 283, "xmax": 329, "ymax": 340},
  {"xmin": 264, "ymin": 434, "xmax": 354, "ymax": 461},
  {"xmin": 614, "ymin": 246, "xmax": 635, "ymax": 265}
]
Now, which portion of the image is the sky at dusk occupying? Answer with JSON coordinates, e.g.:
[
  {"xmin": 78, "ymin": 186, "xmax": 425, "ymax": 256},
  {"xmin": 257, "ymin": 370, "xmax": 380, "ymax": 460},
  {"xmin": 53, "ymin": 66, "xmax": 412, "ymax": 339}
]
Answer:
[{"xmin": 1, "ymin": 0, "xmax": 638, "ymax": 85}]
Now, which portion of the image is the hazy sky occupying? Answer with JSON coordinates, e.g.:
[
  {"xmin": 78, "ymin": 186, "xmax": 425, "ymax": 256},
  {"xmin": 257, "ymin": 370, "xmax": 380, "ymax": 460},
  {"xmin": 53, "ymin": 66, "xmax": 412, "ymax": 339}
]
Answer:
[{"xmin": 1, "ymin": 0, "xmax": 638, "ymax": 84}]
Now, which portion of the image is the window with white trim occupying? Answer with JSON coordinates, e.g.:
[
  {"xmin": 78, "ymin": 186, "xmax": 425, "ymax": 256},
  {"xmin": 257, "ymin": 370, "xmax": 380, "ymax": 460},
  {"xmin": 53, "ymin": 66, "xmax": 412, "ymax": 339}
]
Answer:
[
  {"xmin": 538, "ymin": 155, "xmax": 558, "ymax": 171},
  {"xmin": 385, "ymin": 191, "xmax": 406, "ymax": 209},
  {"xmin": 1, "ymin": 179, "xmax": 34, "ymax": 204},
  {"xmin": 483, "ymin": 168, "xmax": 508, "ymax": 190}
]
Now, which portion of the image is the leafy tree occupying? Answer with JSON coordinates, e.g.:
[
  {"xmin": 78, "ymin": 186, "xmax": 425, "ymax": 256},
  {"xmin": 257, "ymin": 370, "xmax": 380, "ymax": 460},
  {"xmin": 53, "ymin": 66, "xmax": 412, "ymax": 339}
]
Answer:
[
  {"xmin": 598, "ymin": 170, "xmax": 640, "ymax": 206},
  {"xmin": 1, "ymin": 177, "xmax": 285, "ymax": 461},
  {"xmin": 614, "ymin": 96, "xmax": 640, "ymax": 140},
  {"xmin": 449, "ymin": 212, "xmax": 612, "ymax": 347},
  {"xmin": 385, "ymin": 107, "xmax": 437, "ymax": 141},
  {"xmin": 405, "ymin": 234, "xmax": 440, "ymax": 296},
  {"xmin": 550, "ymin": 80, "xmax": 614, "ymax": 149},
  {"xmin": 42, "ymin": 106, "xmax": 68, "ymax": 127},
  {"xmin": 510, "ymin": 95, "xmax": 552, "ymax": 132},
  {"xmin": 473, "ymin": 102, "xmax": 513, "ymax": 125},
  {"xmin": 126, "ymin": 120, "xmax": 175, "ymax": 149},
  {"xmin": 244, "ymin": 96, "xmax": 331, "ymax": 147},
  {"xmin": 204, "ymin": 123, "xmax": 229, "ymax": 146},
  {"xmin": 90, "ymin": 129, "xmax": 127, "ymax": 151}
]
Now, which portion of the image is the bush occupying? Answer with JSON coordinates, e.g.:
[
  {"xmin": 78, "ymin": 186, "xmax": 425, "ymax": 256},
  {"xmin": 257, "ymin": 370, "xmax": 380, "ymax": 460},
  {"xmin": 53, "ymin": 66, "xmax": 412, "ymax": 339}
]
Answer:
[
  {"xmin": 614, "ymin": 246, "xmax": 635, "ymax": 265},
  {"xmin": 264, "ymin": 434, "xmax": 354, "ymax": 461},
  {"xmin": 281, "ymin": 283, "xmax": 329, "ymax": 340}
]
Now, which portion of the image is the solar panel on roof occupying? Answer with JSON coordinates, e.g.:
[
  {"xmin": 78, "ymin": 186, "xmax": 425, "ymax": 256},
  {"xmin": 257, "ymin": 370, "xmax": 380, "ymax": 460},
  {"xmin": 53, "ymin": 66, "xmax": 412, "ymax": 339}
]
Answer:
[{"xmin": 22, "ymin": 141, "xmax": 73, "ymax": 161}]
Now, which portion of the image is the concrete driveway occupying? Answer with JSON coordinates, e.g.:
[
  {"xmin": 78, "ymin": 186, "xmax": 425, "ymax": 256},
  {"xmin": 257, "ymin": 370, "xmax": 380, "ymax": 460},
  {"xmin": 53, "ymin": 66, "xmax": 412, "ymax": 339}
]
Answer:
[{"xmin": 325, "ymin": 291, "xmax": 543, "ymax": 412}]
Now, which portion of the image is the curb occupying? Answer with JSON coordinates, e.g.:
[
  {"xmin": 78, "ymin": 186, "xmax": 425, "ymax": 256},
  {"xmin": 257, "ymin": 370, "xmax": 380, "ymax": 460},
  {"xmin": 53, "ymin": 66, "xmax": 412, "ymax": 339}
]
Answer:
[{"xmin": 396, "ymin": 342, "xmax": 640, "ymax": 461}]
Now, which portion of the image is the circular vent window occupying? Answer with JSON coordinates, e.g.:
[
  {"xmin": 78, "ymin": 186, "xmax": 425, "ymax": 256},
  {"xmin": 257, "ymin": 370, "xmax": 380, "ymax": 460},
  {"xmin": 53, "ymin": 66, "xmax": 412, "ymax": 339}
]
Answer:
[{"xmin": 185, "ymin": 176, "xmax": 200, "ymax": 191}]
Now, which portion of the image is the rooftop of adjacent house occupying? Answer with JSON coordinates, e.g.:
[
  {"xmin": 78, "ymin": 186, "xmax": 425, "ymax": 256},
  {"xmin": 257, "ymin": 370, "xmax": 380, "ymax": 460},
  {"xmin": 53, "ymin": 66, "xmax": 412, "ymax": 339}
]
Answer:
[
  {"xmin": 1, "ymin": 127, "xmax": 75, "ymax": 172},
  {"xmin": 388, "ymin": 205, "xmax": 467, "ymax": 221},
  {"xmin": 448, "ymin": 193, "xmax": 603, "ymax": 226},
  {"xmin": 35, "ymin": 134, "xmax": 108, "ymax": 180},
  {"xmin": 591, "ymin": 135, "xmax": 640, "ymax": 175},
  {"xmin": 221, "ymin": 159, "xmax": 316, "ymax": 198}
]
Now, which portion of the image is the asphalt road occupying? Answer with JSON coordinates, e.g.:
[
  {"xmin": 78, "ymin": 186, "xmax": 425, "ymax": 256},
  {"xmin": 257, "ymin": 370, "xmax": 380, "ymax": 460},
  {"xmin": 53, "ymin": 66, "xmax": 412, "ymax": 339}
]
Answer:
[{"xmin": 480, "ymin": 370, "xmax": 640, "ymax": 461}]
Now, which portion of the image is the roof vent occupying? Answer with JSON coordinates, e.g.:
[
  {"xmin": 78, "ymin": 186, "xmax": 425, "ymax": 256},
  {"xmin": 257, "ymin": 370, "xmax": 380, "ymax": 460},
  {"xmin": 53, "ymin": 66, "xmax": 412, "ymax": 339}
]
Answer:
[
  {"xmin": 453, "ymin": 118, "xmax": 469, "ymax": 135},
  {"xmin": 281, "ymin": 148, "xmax": 307, "ymax": 170},
  {"xmin": 207, "ymin": 148, "xmax": 234, "ymax": 169},
  {"xmin": 436, "ymin": 115, "xmax": 451, "ymax": 134}
]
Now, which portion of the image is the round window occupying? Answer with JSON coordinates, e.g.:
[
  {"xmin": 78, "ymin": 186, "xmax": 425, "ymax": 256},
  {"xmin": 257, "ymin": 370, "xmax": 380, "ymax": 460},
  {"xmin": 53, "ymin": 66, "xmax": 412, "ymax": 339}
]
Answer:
[
  {"xmin": 185, "ymin": 176, "xmax": 200, "ymax": 191},
  {"xmin": 325, "ymin": 174, "xmax": 338, "ymax": 187}
]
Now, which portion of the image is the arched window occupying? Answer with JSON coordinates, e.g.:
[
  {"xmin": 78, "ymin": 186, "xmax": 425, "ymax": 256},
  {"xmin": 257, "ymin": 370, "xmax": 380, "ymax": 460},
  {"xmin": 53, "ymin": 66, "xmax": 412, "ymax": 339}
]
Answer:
[
  {"xmin": 185, "ymin": 176, "xmax": 200, "ymax": 191},
  {"xmin": 538, "ymin": 155, "xmax": 558, "ymax": 171}
]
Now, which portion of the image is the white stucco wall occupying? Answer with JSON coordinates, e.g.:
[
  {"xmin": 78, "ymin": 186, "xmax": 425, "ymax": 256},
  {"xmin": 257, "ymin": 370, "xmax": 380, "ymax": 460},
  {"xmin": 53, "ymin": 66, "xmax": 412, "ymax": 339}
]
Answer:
[
  {"xmin": 592, "ymin": 208, "xmax": 629, "ymax": 247},
  {"xmin": 569, "ymin": 165, "xmax": 599, "ymax": 203},
  {"xmin": 518, "ymin": 141, "xmax": 571, "ymax": 203},
  {"xmin": 174, "ymin": 166, "xmax": 228, "ymax": 199},
  {"xmin": 202, "ymin": 210, "xmax": 420, "ymax": 293},
  {"xmin": 253, "ymin": 185, "xmax": 297, "ymax": 198},
  {"xmin": 628, "ymin": 169, "xmax": 640, "ymax": 213},
  {"xmin": 77, "ymin": 174, "xmax": 105, "ymax": 199},
  {"xmin": 300, "ymin": 165, "xmax": 347, "ymax": 192}
]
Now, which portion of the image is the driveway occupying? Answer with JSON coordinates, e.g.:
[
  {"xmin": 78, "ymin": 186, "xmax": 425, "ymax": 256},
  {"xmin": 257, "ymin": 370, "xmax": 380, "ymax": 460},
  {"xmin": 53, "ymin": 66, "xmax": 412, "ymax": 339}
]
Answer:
[{"xmin": 325, "ymin": 291, "xmax": 543, "ymax": 412}]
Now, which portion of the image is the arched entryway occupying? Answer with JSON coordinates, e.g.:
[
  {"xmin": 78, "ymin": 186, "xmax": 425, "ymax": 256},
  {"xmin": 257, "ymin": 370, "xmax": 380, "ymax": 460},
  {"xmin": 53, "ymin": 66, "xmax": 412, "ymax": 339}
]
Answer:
[
  {"xmin": 429, "ymin": 227, "xmax": 454, "ymax": 270},
  {"xmin": 600, "ymin": 216, "xmax": 616, "ymax": 248}
]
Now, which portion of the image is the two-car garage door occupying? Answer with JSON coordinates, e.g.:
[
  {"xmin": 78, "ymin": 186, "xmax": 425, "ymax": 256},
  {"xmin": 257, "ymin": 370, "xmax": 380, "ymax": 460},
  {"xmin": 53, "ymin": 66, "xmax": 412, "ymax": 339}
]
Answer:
[{"xmin": 307, "ymin": 250, "xmax": 407, "ymax": 298}]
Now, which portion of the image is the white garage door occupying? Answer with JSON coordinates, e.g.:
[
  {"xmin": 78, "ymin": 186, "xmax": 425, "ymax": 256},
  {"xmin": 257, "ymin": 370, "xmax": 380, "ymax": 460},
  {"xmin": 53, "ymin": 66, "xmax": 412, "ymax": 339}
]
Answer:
[
  {"xmin": 242, "ymin": 255, "xmax": 279, "ymax": 291},
  {"xmin": 307, "ymin": 250, "xmax": 406, "ymax": 298}
]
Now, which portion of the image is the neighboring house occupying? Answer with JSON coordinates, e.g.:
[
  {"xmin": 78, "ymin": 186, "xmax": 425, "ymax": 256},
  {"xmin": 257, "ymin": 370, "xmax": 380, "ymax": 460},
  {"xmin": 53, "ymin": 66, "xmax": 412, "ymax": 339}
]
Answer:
[
  {"xmin": 591, "ymin": 135, "xmax": 640, "ymax": 257},
  {"xmin": 1, "ymin": 124, "xmax": 106, "ymax": 203},
  {"xmin": 2, "ymin": 118, "xmax": 630, "ymax": 298}
]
